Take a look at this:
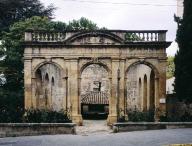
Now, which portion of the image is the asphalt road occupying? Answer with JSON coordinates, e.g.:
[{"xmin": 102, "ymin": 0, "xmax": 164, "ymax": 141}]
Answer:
[{"xmin": 0, "ymin": 128, "xmax": 192, "ymax": 146}]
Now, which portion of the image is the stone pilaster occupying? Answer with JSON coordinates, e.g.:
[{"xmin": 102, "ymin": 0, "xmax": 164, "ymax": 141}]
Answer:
[
  {"xmin": 107, "ymin": 59, "xmax": 118, "ymax": 124},
  {"xmin": 68, "ymin": 59, "xmax": 83, "ymax": 125},
  {"xmin": 24, "ymin": 58, "xmax": 32, "ymax": 109}
]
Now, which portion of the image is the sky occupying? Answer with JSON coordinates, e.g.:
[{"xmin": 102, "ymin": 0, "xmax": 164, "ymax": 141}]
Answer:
[{"xmin": 40, "ymin": 0, "xmax": 179, "ymax": 56}]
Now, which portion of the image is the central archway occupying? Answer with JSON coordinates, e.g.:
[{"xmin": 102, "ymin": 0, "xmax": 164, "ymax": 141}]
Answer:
[{"xmin": 80, "ymin": 64, "xmax": 110, "ymax": 119}]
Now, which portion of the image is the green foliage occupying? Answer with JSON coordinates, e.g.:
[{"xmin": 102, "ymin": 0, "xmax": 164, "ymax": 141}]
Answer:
[
  {"xmin": 0, "ymin": 16, "xmax": 55, "ymax": 123},
  {"xmin": 160, "ymin": 113, "xmax": 192, "ymax": 122},
  {"xmin": 23, "ymin": 109, "xmax": 71, "ymax": 123},
  {"xmin": 0, "ymin": 0, "xmax": 55, "ymax": 37},
  {"xmin": 174, "ymin": 0, "xmax": 192, "ymax": 102},
  {"xmin": 119, "ymin": 109, "xmax": 155, "ymax": 122},
  {"xmin": 0, "ymin": 90, "xmax": 24, "ymax": 123},
  {"xmin": 0, "ymin": 16, "xmax": 56, "ymax": 90},
  {"xmin": 128, "ymin": 110, "xmax": 154, "ymax": 122},
  {"xmin": 67, "ymin": 17, "xmax": 98, "ymax": 30},
  {"xmin": 124, "ymin": 33, "xmax": 142, "ymax": 42},
  {"xmin": 167, "ymin": 56, "xmax": 175, "ymax": 79}
]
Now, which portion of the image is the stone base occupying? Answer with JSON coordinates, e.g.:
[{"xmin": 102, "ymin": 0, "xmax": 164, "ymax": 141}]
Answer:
[
  {"xmin": 107, "ymin": 114, "xmax": 117, "ymax": 125},
  {"xmin": 72, "ymin": 115, "xmax": 83, "ymax": 126}
]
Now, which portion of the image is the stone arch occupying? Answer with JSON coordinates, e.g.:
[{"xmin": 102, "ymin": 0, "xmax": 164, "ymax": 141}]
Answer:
[
  {"xmin": 138, "ymin": 78, "xmax": 142, "ymax": 109},
  {"xmin": 143, "ymin": 74, "xmax": 147, "ymax": 111},
  {"xmin": 32, "ymin": 61, "xmax": 65, "ymax": 78},
  {"xmin": 80, "ymin": 61, "xmax": 111, "ymax": 77},
  {"xmin": 65, "ymin": 31, "xmax": 124, "ymax": 44},
  {"xmin": 149, "ymin": 70, "xmax": 155, "ymax": 110},
  {"xmin": 125, "ymin": 60, "xmax": 159, "ymax": 114},
  {"xmin": 125, "ymin": 60, "xmax": 159, "ymax": 79},
  {"xmin": 80, "ymin": 63, "xmax": 110, "ymax": 119},
  {"xmin": 33, "ymin": 62, "xmax": 66, "ymax": 111}
]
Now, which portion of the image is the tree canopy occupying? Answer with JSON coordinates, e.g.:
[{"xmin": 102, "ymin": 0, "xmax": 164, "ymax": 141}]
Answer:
[
  {"xmin": 0, "ymin": 0, "xmax": 55, "ymax": 37},
  {"xmin": 174, "ymin": 0, "xmax": 192, "ymax": 102}
]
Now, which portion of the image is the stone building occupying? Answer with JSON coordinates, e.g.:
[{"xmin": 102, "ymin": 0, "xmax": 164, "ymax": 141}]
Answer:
[{"xmin": 24, "ymin": 30, "xmax": 171, "ymax": 125}]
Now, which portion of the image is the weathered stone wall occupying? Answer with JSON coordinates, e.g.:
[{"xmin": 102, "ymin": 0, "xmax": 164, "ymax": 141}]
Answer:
[
  {"xmin": 113, "ymin": 122, "xmax": 192, "ymax": 133},
  {"xmin": 126, "ymin": 64, "xmax": 152, "ymax": 111},
  {"xmin": 81, "ymin": 64, "xmax": 110, "ymax": 95},
  {"xmin": 35, "ymin": 63, "xmax": 65, "ymax": 111},
  {"xmin": 0, "ymin": 123, "xmax": 76, "ymax": 137}
]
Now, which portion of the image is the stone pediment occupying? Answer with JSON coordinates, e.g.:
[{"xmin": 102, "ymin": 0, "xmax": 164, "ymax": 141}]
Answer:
[{"xmin": 65, "ymin": 31, "xmax": 124, "ymax": 45}]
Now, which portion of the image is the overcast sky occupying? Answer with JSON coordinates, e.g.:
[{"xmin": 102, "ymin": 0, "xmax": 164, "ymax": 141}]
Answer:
[{"xmin": 40, "ymin": 0, "xmax": 179, "ymax": 56}]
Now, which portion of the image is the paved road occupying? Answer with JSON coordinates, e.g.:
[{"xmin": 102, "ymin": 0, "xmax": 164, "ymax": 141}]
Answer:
[{"xmin": 0, "ymin": 128, "xmax": 192, "ymax": 146}]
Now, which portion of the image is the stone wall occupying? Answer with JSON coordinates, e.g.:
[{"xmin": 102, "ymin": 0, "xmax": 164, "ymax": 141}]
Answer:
[
  {"xmin": 0, "ymin": 123, "xmax": 76, "ymax": 137},
  {"xmin": 113, "ymin": 122, "xmax": 192, "ymax": 133}
]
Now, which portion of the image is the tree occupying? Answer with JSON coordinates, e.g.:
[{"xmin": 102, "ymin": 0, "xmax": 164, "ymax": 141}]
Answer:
[
  {"xmin": 0, "ymin": 17, "xmax": 52, "ymax": 122},
  {"xmin": 0, "ymin": 0, "xmax": 55, "ymax": 37},
  {"xmin": 67, "ymin": 17, "xmax": 98, "ymax": 30},
  {"xmin": 174, "ymin": 0, "xmax": 192, "ymax": 102},
  {"xmin": 167, "ymin": 56, "xmax": 175, "ymax": 79}
]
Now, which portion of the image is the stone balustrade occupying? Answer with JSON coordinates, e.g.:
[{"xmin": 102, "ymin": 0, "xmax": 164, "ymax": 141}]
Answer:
[
  {"xmin": 124, "ymin": 30, "xmax": 166, "ymax": 42},
  {"xmin": 25, "ymin": 30, "xmax": 167, "ymax": 43}
]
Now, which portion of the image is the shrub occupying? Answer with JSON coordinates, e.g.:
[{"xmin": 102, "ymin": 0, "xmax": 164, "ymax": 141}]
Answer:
[
  {"xmin": 0, "ymin": 107, "xmax": 24, "ymax": 123},
  {"xmin": 23, "ymin": 109, "xmax": 72, "ymax": 123},
  {"xmin": 117, "ymin": 109, "xmax": 155, "ymax": 122},
  {"xmin": 127, "ymin": 110, "xmax": 155, "ymax": 122},
  {"xmin": 160, "ymin": 112, "xmax": 192, "ymax": 122}
]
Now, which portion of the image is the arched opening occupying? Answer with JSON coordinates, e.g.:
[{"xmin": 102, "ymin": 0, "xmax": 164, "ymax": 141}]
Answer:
[
  {"xmin": 138, "ymin": 78, "xmax": 142, "ymax": 109},
  {"xmin": 45, "ymin": 73, "xmax": 49, "ymax": 84},
  {"xmin": 149, "ymin": 70, "xmax": 155, "ymax": 110},
  {"xmin": 126, "ymin": 63, "xmax": 156, "ymax": 114},
  {"xmin": 34, "ymin": 63, "xmax": 65, "ymax": 111},
  {"xmin": 35, "ymin": 69, "xmax": 43, "ymax": 107},
  {"xmin": 80, "ymin": 64, "xmax": 110, "ymax": 120},
  {"xmin": 51, "ymin": 77, "xmax": 55, "ymax": 86},
  {"xmin": 143, "ymin": 74, "xmax": 147, "ymax": 111}
]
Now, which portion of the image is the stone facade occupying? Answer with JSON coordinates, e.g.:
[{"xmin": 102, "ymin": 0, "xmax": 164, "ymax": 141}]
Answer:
[{"xmin": 24, "ymin": 30, "xmax": 171, "ymax": 125}]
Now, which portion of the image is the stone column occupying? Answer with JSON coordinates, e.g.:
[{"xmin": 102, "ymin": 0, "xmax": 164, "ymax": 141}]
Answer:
[
  {"xmin": 68, "ymin": 59, "xmax": 83, "ymax": 125},
  {"xmin": 107, "ymin": 59, "xmax": 118, "ymax": 124},
  {"xmin": 155, "ymin": 77, "xmax": 159, "ymax": 108},
  {"xmin": 147, "ymin": 75, "xmax": 150, "ymax": 110},
  {"xmin": 157, "ymin": 60, "xmax": 167, "ymax": 117},
  {"xmin": 119, "ymin": 59, "xmax": 125, "ymax": 117},
  {"xmin": 31, "ymin": 77, "xmax": 36, "ymax": 108},
  {"xmin": 24, "ymin": 58, "xmax": 32, "ymax": 109}
]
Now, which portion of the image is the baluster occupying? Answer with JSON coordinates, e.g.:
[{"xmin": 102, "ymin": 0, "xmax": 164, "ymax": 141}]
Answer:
[
  {"xmin": 54, "ymin": 33, "xmax": 57, "ymax": 41},
  {"xmin": 57, "ymin": 33, "xmax": 60, "ymax": 41},
  {"xmin": 138, "ymin": 33, "xmax": 141, "ymax": 41},
  {"xmin": 155, "ymin": 33, "xmax": 158, "ymax": 41},
  {"xmin": 151, "ymin": 33, "xmax": 153, "ymax": 41},
  {"xmin": 147, "ymin": 33, "xmax": 149, "ymax": 41},
  {"xmin": 37, "ymin": 33, "xmax": 40, "ymax": 41},
  {"xmin": 143, "ymin": 33, "xmax": 145, "ymax": 41},
  {"xmin": 45, "ymin": 33, "xmax": 48, "ymax": 41}
]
